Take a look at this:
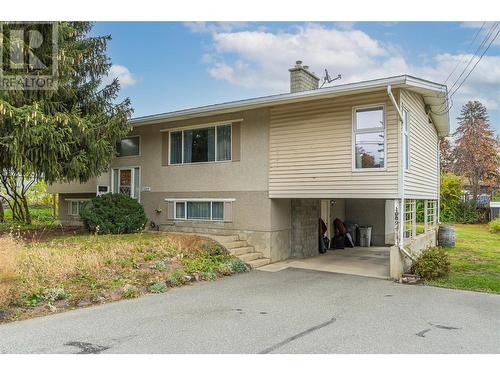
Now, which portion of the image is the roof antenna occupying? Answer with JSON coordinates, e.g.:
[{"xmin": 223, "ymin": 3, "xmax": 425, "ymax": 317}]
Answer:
[{"xmin": 320, "ymin": 69, "xmax": 341, "ymax": 88}]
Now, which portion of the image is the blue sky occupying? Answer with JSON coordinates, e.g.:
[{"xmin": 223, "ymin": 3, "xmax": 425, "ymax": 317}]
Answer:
[{"xmin": 92, "ymin": 22, "xmax": 500, "ymax": 134}]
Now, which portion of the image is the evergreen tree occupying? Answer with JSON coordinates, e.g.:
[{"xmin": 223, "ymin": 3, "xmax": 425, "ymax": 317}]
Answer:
[{"xmin": 0, "ymin": 22, "xmax": 133, "ymax": 223}]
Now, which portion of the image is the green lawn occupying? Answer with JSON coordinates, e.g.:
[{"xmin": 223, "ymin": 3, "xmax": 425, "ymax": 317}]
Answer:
[
  {"xmin": 0, "ymin": 206, "xmax": 59, "ymax": 232},
  {"xmin": 428, "ymin": 224, "xmax": 500, "ymax": 294}
]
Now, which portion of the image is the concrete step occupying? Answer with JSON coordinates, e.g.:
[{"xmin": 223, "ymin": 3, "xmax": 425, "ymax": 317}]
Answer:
[
  {"xmin": 224, "ymin": 240, "xmax": 248, "ymax": 249},
  {"xmin": 247, "ymin": 258, "xmax": 271, "ymax": 269},
  {"xmin": 229, "ymin": 246, "xmax": 255, "ymax": 256},
  {"xmin": 208, "ymin": 234, "xmax": 240, "ymax": 243},
  {"xmin": 238, "ymin": 252, "xmax": 263, "ymax": 262}
]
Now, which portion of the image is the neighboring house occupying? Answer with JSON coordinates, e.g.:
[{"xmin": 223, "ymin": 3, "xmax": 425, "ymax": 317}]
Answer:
[{"xmin": 47, "ymin": 61, "xmax": 449, "ymax": 277}]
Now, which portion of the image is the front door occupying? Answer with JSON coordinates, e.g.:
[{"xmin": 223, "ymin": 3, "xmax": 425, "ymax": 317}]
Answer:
[
  {"xmin": 112, "ymin": 167, "xmax": 140, "ymax": 200},
  {"xmin": 119, "ymin": 169, "xmax": 132, "ymax": 196}
]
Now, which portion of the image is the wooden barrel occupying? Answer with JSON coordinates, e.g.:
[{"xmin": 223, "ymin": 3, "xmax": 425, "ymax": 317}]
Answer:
[{"xmin": 438, "ymin": 225, "xmax": 455, "ymax": 247}]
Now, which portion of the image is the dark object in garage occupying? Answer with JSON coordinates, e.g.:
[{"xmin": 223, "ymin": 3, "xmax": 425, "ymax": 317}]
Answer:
[{"xmin": 332, "ymin": 234, "xmax": 345, "ymax": 249}]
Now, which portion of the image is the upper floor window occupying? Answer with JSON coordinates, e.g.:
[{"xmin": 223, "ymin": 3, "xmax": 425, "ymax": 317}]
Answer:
[
  {"xmin": 403, "ymin": 108, "xmax": 410, "ymax": 171},
  {"xmin": 117, "ymin": 136, "xmax": 140, "ymax": 157},
  {"xmin": 353, "ymin": 106, "xmax": 385, "ymax": 169},
  {"xmin": 170, "ymin": 124, "xmax": 231, "ymax": 164}
]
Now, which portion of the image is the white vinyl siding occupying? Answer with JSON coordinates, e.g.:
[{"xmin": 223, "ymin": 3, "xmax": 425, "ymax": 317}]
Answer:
[
  {"xmin": 401, "ymin": 90, "xmax": 439, "ymax": 200},
  {"xmin": 269, "ymin": 90, "xmax": 399, "ymax": 198}
]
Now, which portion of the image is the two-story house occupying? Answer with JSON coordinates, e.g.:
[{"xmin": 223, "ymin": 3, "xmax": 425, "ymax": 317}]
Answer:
[{"xmin": 48, "ymin": 61, "xmax": 450, "ymax": 278}]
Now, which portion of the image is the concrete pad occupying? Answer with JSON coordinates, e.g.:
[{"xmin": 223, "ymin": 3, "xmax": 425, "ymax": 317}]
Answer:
[{"xmin": 259, "ymin": 246, "xmax": 390, "ymax": 279}]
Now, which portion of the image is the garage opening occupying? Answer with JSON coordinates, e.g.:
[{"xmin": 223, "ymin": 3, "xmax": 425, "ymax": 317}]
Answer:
[{"xmin": 263, "ymin": 198, "xmax": 394, "ymax": 279}]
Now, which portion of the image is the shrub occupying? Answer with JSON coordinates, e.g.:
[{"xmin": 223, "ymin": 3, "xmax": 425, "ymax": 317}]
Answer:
[
  {"xmin": 167, "ymin": 269, "xmax": 187, "ymax": 286},
  {"xmin": 149, "ymin": 281, "xmax": 167, "ymax": 293},
  {"xmin": 489, "ymin": 218, "xmax": 500, "ymax": 234},
  {"xmin": 492, "ymin": 189, "xmax": 500, "ymax": 202},
  {"xmin": 122, "ymin": 286, "xmax": 140, "ymax": 299},
  {"xmin": 79, "ymin": 193, "xmax": 147, "ymax": 234},
  {"xmin": 412, "ymin": 247, "xmax": 451, "ymax": 280},
  {"xmin": 182, "ymin": 254, "xmax": 225, "ymax": 274},
  {"xmin": 201, "ymin": 271, "xmax": 217, "ymax": 281},
  {"xmin": 454, "ymin": 200, "xmax": 480, "ymax": 224},
  {"xmin": 43, "ymin": 287, "xmax": 67, "ymax": 303},
  {"xmin": 440, "ymin": 173, "xmax": 463, "ymax": 223},
  {"xmin": 153, "ymin": 260, "xmax": 166, "ymax": 271},
  {"xmin": 226, "ymin": 258, "xmax": 250, "ymax": 273},
  {"xmin": 201, "ymin": 243, "xmax": 227, "ymax": 256}
]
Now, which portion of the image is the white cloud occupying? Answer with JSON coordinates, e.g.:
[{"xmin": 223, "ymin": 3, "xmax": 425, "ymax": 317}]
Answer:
[
  {"xmin": 103, "ymin": 64, "xmax": 137, "ymax": 88},
  {"xmin": 191, "ymin": 23, "xmax": 500, "ymax": 125},
  {"xmin": 184, "ymin": 22, "xmax": 249, "ymax": 34}
]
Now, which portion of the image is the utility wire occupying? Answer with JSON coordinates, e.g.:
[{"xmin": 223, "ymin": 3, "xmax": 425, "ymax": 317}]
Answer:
[
  {"xmin": 448, "ymin": 24, "xmax": 500, "ymax": 100},
  {"xmin": 431, "ymin": 22, "xmax": 500, "ymax": 116},
  {"xmin": 444, "ymin": 22, "xmax": 485, "ymax": 84},
  {"xmin": 447, "ymin": 22, "xmax": 499, "ymax": 94}
]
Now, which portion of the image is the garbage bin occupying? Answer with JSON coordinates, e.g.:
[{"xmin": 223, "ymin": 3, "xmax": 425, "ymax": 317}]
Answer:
[
  {"xmin": 345, "ymin": 222, "xmax": 359, "ymax": 246},
  {"xmin": 359, "ymin": 226, "xmax": 372, "ymax": 247}
]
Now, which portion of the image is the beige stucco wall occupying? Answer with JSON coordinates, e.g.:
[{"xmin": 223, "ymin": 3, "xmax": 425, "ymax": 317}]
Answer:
[
  {"xmin": 58, "ymin": 193, "xmax": 96, "ymax": 226},
  {"xmin": 110, "ymin": 109, "xmax": 269, "ymax": 193}
]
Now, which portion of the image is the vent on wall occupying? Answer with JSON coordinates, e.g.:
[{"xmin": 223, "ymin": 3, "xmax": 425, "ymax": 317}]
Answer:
[{"xmin": 97, "ymin": 185, "xmax": 110, "ymax": 196}]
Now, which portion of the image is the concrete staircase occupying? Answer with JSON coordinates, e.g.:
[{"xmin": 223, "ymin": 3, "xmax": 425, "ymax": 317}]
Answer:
[{"xmin": 210, "ymin": 234, "xmax": 270, "ymax": 269}]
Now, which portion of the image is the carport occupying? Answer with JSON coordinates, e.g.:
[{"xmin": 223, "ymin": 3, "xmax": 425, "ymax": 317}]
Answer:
[
  {"xmin": 264, "ymin": 198, "xmax": 394, "ymax": 278},
  {"xmin": 260, "ymin": 247, "xmax": 390, "ymax": 279}
]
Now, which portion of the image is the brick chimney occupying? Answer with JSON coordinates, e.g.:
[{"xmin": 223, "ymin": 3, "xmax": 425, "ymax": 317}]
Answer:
[{"xmin": 289, "ymin": 60, "xmax": 320, "ymax": 93}]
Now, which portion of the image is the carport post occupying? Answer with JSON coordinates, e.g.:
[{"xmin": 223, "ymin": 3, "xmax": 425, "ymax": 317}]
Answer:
[{"xmin": 424, "ymin": 199, "xmax": 428, "ymax": 232}]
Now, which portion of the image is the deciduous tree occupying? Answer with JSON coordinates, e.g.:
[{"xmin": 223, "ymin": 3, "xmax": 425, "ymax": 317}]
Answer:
[{"xmin": 453, "ymin": 101, "xmax": 499, "ymax": 202}]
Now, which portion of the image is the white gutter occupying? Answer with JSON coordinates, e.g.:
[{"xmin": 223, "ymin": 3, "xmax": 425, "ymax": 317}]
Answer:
[{"xmin": 387, "ymin": 85, "xmax": 405, "ymax": 249}]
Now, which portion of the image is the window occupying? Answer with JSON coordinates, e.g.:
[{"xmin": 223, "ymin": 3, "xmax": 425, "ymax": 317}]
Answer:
[
  {"xmin": 353, "ymin": 106, "xmax": 385, "ymax": 169},
  {"xmin": 403, "ymin": 108, "xmax": 410, "ymax": 170},
  {"xmin": 404, "ymin": 199, "xmax": 416, "ymax": 239},
  {"xmin": 173, "ymin": 200, "xmax": 226, "ymax": 221},
  {"xmin": 68, "ymin": 200, "xmax": 88, "ymax": 216},
  {"xmin": 117, "ymin": 136, "xmax": 140, "ymax": 157},
  {"xmin": 112, "ymin": 167, "xmax": 140, "ymax": 200},
  {"xmin": 170, "ymin": 124, "xmax": 231, "ymax": 164},
  {"xmin": 425, "ymin": 200, "xmax": 437, "ymax": 232}
]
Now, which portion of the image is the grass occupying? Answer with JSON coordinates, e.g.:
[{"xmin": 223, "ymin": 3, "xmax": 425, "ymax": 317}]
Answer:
[
  {"xmin": 0, "ymin": 206, "xmax": 60, "ymax": 232},
  {"xmin": 0, "ymin": 230, "xmax": 248, "ymax": 322},
  {"xmin": 427, "ymin": 224, "xmax": 500, "ymax": 294}
]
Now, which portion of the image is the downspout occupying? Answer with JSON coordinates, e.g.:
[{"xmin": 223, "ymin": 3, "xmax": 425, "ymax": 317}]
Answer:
[{"xmin": 387, "ymin": 85, "xmax": 409, "ymax": 256}]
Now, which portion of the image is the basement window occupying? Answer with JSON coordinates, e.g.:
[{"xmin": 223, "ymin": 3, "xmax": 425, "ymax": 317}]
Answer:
[
  {"xmin": 353, "ymin": 106, "xmax": 385, "ymax": 169},
  {"xmin": 174, "ymin": 200, "xmax": 225, "ymax": 221}
]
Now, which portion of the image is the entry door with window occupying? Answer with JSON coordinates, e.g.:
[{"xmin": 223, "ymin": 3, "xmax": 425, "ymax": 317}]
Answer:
[{"xmin": 112, "ymin": 167, "xmax": 140, "ymax": 200}]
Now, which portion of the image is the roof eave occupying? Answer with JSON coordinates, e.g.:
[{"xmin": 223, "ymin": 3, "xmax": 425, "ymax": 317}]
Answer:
[{"xmin": 129, "ymin": 74, "xmax": 450, "ymax": 136}]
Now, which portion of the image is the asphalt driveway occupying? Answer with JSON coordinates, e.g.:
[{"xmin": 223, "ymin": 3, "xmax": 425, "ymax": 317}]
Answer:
[{"xmin": 0, "ymin": 268, "xmax": 499, "ymax": 354}]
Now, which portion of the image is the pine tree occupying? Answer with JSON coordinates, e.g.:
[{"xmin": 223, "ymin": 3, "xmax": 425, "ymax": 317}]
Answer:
[
  {"xmin": 0, "ymin": 22, "xmax": 133, "ymax": 223},
  {"xmin": 453, "ymin": 101, "xmax": 499, "ymax": 202}
]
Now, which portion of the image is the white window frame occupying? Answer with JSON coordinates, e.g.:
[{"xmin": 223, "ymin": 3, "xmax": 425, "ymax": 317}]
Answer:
[
  {"xmin": 402, "ymin": 107, "xmax": 410, "ymax": 172},
  {"xmin": 66, "ymin": 199, "xmax": 91, "ymax": 216},
  {"xmin": 352, "ymin": 104, "xmax": 387, "ymax": 171},
  {"xmin": 166, "ymin": 198, "xmax": 235, "ymax": 222},
  {"xmin": 404, "ymin": 199, "xmax": 416, "ymax": 239},
  {"xmin": 117, "ymin": 135, "xmax": 141, "ymax": 158},
  {"xmin": 168, "ymin": 123, "xmax": 232, "ymax": 165},
  {"xmin": 424, "ymin": 199, "xmax": 437, "ymax": 232},
  {"xmin": 110, "ymin": 166, "xmax": 141, "ymax": 202}
]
